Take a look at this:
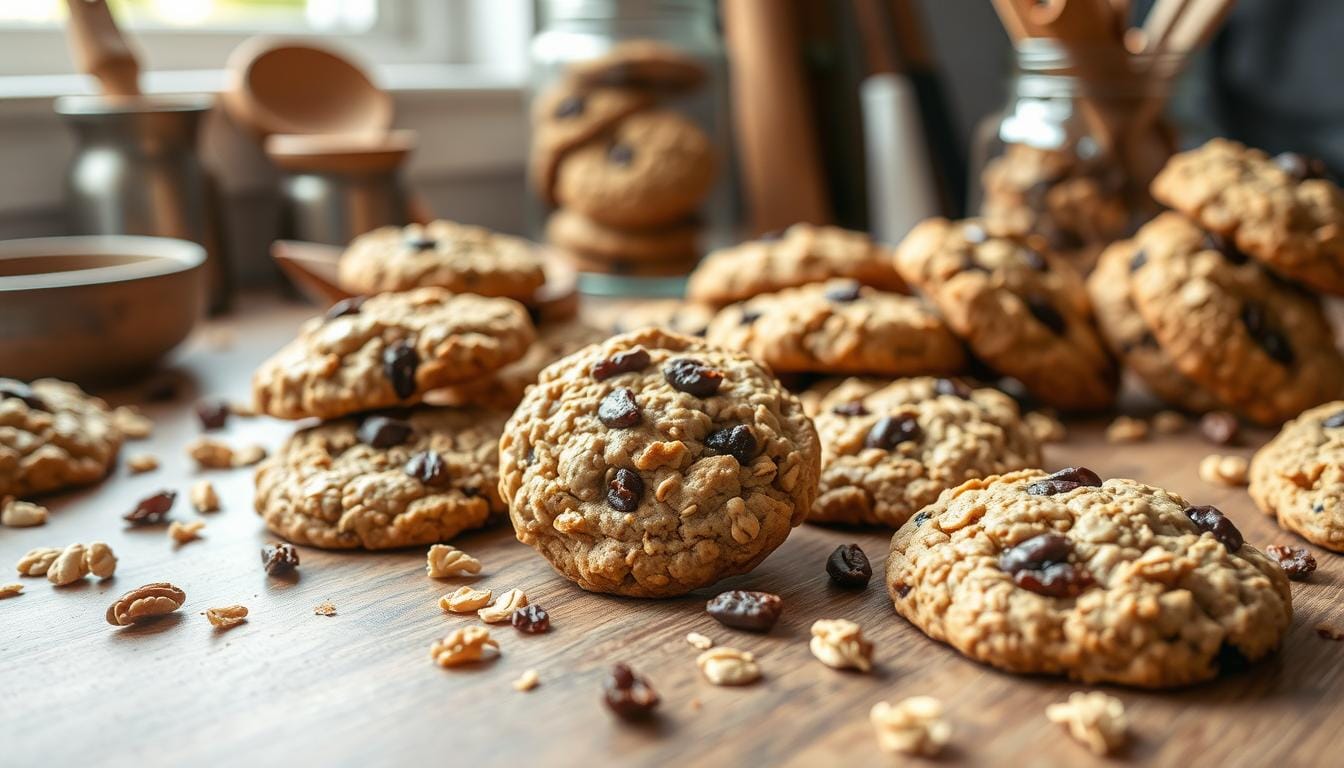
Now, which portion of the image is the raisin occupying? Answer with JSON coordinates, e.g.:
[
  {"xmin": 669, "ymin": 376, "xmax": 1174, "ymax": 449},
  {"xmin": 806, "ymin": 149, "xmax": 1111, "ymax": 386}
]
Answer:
[
  {"xmin": 124, "ymin": 490, "xmax": 176, "ymax": 525},
  {"xmin": 963, "ymin": 223, "xmax": 988, "ymax": 243},
  {"xmin": 511, "ymin": 604, "xmax": 551, "ymax": 633},
  {"xmin": 998, "ymin": 532, "xmax": 1073, "ymax": 574},
  {"xmin": 663, "ymin": 358, "xmax": 723, "ymax": 397},
  {"xmin": 739, "ymin": 308, "xmax": 761, "ymax": 325},
  {"xmin": 824, "ymin": 281, "xmax": 862, "ymax": 302},
  {"xmin": 598, "ymin": 388, "xmax": 642, "ymax": 428},
  {"xmin": 892, "ymin": 581, "xmax": 912, "ymax": 597},
  {"xmin": 865, "ymin": 415, "xmax": 922, "ymax": 450},
  {"xmin": 591, "ymin": 348, "xmax": 650, "ymax": 381},
  {"xmin": 404, "ymin": 450, "xmax": 450, "ymax": 486},
  {"xmin": 404, "ymin": 235, "xmax": 437, "ymax": 251},
  {"xmin": 553, "ymin": 94, "xmax": 585, "ymax": 118},
  {"xmin": 261, "ymin": 542, "xmax": 300, "ymax": 575},
  {"xmin": 831, "ymin": 401, "xmax": 869, "ymax": 416},
  {"xmin": 704, "ymin": 425, "xmax": 758, "ymax": 465},
  {"xmin": 357, "ymin": 415, "xmax": 413, "ymax": 448},
  {"xmin": 1183, "ymin": 505, "xmax": 1244, "ymax": 552},
  {"xmin": 1129, "ymin": 249, "xmax": 1148, "ymax": 272},
  {"xmin": 705, "ymin": 590, "xmax": 783, "ymax": 632},
  {"xmin": 911, "ymin": 510, "xmax": 930, "ymax": 527},
  {"xmin": 1025, "ymin": 294, "xmax": 1066, "ymax": 335},
  {"xmin": 1265, "ymin": 544, "xmax": 1316, "ymax": 580},
  {"xmin": 1200, "ymin": 411, "xmax": 1241, "ymax": 446},
  {"xmin": 195, "ymin": 398, "xmax": 230, "ymax": 431},
  {"xmin": 1241, "ymin": 303, "xmax": 1294, "ymax": 365},
  {"xmin": 1273, "ymin": 151, "xmax": 1332, "ymax": 182},
  {"xmin": 324, "ymin": 295, "xmax": 365, "ymax": 321},
  {"xmin": 1215, "ymin": 641, "xmax": 1250, "ymax": 674},
  {"xmin": 826, "ymin": 544, "xmax": 872, "ymax": 588},
  {"xmin": 1203, "ymin": 232, "xmax": 1248, "ymax": 265},
  {"xmin": 606, "ymin": 468, "xmax": 644, "ymax": 512},
  {"xmin": 1012, "ymin": 562, "xmax": 1094, "ymax": 597},
  {"xmin": 1027, "ymin": 467, "xmax": 1102, "ymax": 495},
  {"xmin": 383, "ymin": 340, "xmax": 420, "ymax": 399},
  {"xmin": 1022, "ymin": 247, "xmax": 1049, "ymax": 271},
  {"xmin": 0, "ymin": 379, "xmax": 48, "ymax": 411},
  {"xmin": 1322, "ymin": 411, "xmax": 1344, "ymax": 429},
  {"xmin": 934, "ymin": 378, "xmax": 972, "ymax": 399},
  {"xmin": 603, "ymin": 663, "xmax": 659, "ymax": 720},
  {"xmin": 608, "ymin": 143, "xmax": 635, "ymax": 166}
]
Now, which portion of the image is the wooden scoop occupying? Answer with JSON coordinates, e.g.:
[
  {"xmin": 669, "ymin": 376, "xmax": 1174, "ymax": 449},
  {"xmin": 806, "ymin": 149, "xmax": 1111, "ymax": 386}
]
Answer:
[{"xmin": 64, "ymin": 0, "xmax": 141, "ymax": 97}]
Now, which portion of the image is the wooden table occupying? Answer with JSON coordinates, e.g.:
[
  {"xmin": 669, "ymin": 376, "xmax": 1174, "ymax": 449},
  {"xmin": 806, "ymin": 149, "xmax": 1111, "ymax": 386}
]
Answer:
[{"xmin": 4, "ymin": 293, "xmax": 1341, "ymax": 768}]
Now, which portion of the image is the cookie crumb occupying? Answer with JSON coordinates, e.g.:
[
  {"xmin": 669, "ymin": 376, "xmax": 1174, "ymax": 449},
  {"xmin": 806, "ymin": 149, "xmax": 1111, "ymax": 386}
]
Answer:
[
  {"xmin": 431, "ymin": 626, "xmax": 499, "ymax": 668},
  {"xmin": 204, "ymin": 605, "xmax": 248, "ymax": 629},
  {"xmin": 1317, "ymin": 623, "xmax": 1344, "ymax": 641},
  {"xmin": 809, "ymin": 618, "xmax": 873, "ymax": 672},
  {"xmin": 870, "ymin": 696, "xmax": 952, "ymax": 757},
  {"xmin": 168, "ymin": 520, "xmax": 205, "ymax": 544},
  {"xmin": 231, "ymin": 443, "xmax": 267, "ymax": 467},
  {"xmin": 112, "ymin": 405, "xmax": 154, "ymax": 439},
  {"xmin": 512, "ymin": 669, "xmax": 541, "ymax": 692},
  {"xmin": 439, "ymin": 586, "xmax": 492, "ymax": 614},
  {"xmin": 1105, "ymin": 416, "xmax": 1148, "ymax": 443},
  {"xmin": 0, "ymin": 583, "xmax": 23, "ymax": 598},
  {"xmin": 478, "ymin": 588, "xmax": 528, "ymax": 624},
  {"xmin": 1198, "ymin": 454, "xmax": 1248, "ymax": 486},
  {"xmin": 2, "ymin": 498, "xmax": 48, "ymax": 528},
  {"xmin": 1151, "ymin": 410, "xmax": 1187, "ymax": 435},
  {"xmin": 187, "ymin": 438, "xmax": 235, "ymax": 469},
  {"xmin": 314, "ymin": 601, "xmax": 337, "ymax": 616},
  {"xmin": 126, "ymin": 453, "xmax": 160, "ymax": 474},
  {"xmin": 686, "ymin": 631, "xmax": 714, "ymax": 650},
  {"xmin": 696, "ymin": 647, "xmax": 761, "ymax": 686},
  {"xmin": 1026, "ymin": 411, "xmax": 1067, "ymax": 443},
  {"xmin": 189, "ymin": 480, "xmax": 220, "ymax": 513},
  {"xmin": 426, "ymin": 544, "xmax": 482, "ymax": 578},
  {"xmin": 1046, "ymin": 691, "xmax": 1128, "ymax": 756}
]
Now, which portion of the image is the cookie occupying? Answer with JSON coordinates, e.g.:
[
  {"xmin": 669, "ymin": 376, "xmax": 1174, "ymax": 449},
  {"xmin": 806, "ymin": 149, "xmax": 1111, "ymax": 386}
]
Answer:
[
  {"xmin": 895, "ymin": 218, "xmax": 1117, "ymax": 411},
  {"xmin": 528, "ymin": 80, "xmax": 652, "ymax": 205},
  {"xmin": 887, "ymin": 468, "xmax": 1293, "ymax": 687},
  {"xmin": 1087, "ymin": 236, "xmax": 1223, "ymax": 413},
  {"xmin": 1249, "ymin": 401, "xmax": 1344, "ymax": 551},
  {"xmin": 427, "ymin": 320, "xmax": 609, "ymax": 411},
  {"xmin": 0, "ymin": 379, "xmax": 122, "ymax": 498},
  {"xmin": 337, "ymin": 219, "xmax": 546, "ymax": 304},
  {"xmin": 686, "ymin": 224, "xmax": 907, "ymax": 307},
  {"xmin": 568, "ymin": 40, "xmax": 707, "ymax": 92},
  {"xmin": 608, "ymin": 300, "xmax": 716, "ymax": 338},
  {"xmin": 254, "ymin": 407, "xmax": 506, "ymax": 549},
  {"xmin": 546, "ymin": 208, "xmax": 700, "ymax": 262},
  {"xmin": 499, "ymin": 328, "xmax": 821, "ymax": 597},
  {"xmin": 554, "ymin": 109, "xmax": 715, "ymax": 229},
  {"xmin": 809, "ymin": 377, "xmax": 1041, "ymax": 527},
  {"xmin": 1128, "ymin": 212, "xmax": 1344, "ymax": 425},
  {"xmin": 1151, "ymin": 138, "xmax": 1344, "ymax": 295},
  {"xmin": 705, "ymin": 279, "xmax": 966, "ymax": 377},
  {"xmin": 252, "ymin": 288, "xmax": 535, "ymax": 421}
]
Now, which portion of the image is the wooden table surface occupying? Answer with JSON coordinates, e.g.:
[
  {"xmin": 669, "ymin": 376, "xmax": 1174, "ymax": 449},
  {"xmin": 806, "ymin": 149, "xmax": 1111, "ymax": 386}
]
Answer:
[{"xmin": 4, "ymin": 293, "xmax": 1342, "ymax": 768}]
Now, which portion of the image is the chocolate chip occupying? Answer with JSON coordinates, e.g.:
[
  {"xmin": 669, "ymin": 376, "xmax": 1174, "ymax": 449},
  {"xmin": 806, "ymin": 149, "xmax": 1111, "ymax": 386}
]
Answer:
[
  {"xmin": 663, "ymin": 358, "xmax": 723, "ymax": 397},
  {"xmin": 598, "ymin": 388, "xmax": 641, "ymax": 428},
  {"xmin": 195, "ymin": 398, "xmax": 229, "ymax": 431},
  {"xmin": 511, "ymin": 604, "xmax": 551, "ymax": 633},
  {"xmin": 324, "ymin": 295, "xmax": 365, "ymax": 321},
  {"xmin": 1129, "ymin": 249, "xmax": 1148, "ymax": 272},
  {"xmin": 1241, "ymin": 303, "xmax": 1294, "ymax": 365},
  {"xmin": 705, "ymin": 590, "xmax": 783, "ymax": 632},
  {"xmin": 606, "ymin": 468, "xmax": 643, "ymax": 512},
  {"xmin": 0, "ymin": 379, "xmax": 47, "ymax": 411},
  {"xmin": 1265, "ymin": 544, "xmax": 1316, "ymax": 580},
  {"xmin": 553, "ymin": 94, "xmax": 585, "ymax": 119},
  {"xmin": 865, "ymin": 415, "xmax": 922, "ymax": 450},
  {"xmin": 603, "ymin": 663, "xmax": 659, "ymax": 719},
  {"xmin": 124, "ymin": 490, "xmax": 176, "ymax": 525},
  {"xmin": 831, "ymin": 400, "xmax": 869, "ymax": 417},
  {"xmin": 404, "ymin": 450, "xmax": 449, "ymax": 486},
  {"xmin": 826, "ymin": 544, "xmax": 872, "ymax": 588},
  {"xmin": 1025, "ymin": 295, "xmax": 1066, "ymax": 335},
  {"xmin": 1027, "ymin": 467, "xmax": 1102, "ymax": 495},
  {"xmin": 1323, "ymin": 411, "xmax": 1344, "ymax": 429},
  {"xmin": 1273, "ymin": 152, "xmax": 1332, "ymax": 182},
  {"xmin": 404, "ymin": 236, "xmax": 437, "ymax": 251},
  {"xmin": 963, "ymin": 223, "xmax": 988, "ymax": 244},
  {"xmin": 823, "ymin": 281, "xmax": 863, "ymax": 302},
  {"xmin": 608, "ymin": 143, "xmax": 635, "ymax": 166},
  {"xmin": 1200, "ymin": 411, "xmax": 1241, "ymax": 446},
  {"xmin": 358, "ymin": 415, "xmax": 412, "ymax": 448},
  {"xmin": 998, "ymin": 533, "xmax": 1093, "ymax": 598},
  {"xmin": 704, "ymin": 425, "xmax": 758, "ymax": 464},
  {"xmin": 592, "ymin": 348, "xmax": 650, "ymax": 381},
  {"xmin": 1183, "ymin": 504, "xmax": 1244, "ymax": 552},
  {"xmin": 934, "ymin": 378, "xmax": 972, "ymax": 399},
  {"xmin": 383, "ymin": 341, "xmax": 420, "ymax": 399},
  {"xmin": 261, "ymin": 542, "xmax": 300, "ymax": 575}
]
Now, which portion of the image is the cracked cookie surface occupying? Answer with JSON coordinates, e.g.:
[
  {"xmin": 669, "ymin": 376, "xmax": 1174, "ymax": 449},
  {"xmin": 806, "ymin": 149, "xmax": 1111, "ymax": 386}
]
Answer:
[
  {"xmin": 809, "ymin": 377, "xmax": 1040, "ymax": 527},
  {"xmin": 252, "ymin": 288, "xmax": 535, "ymax": 420},
  {"xmin": 254, "ymin": 407, "xmax": 506, "ymax": 549},
  {"xmin": 499, "ymin": 328, "xmax": 821, "ymax": 597},
  {"xmin": 705, "ymin": 279, "xmax": 966, "ymax": 377},
  {"xmin": 428, "ymin": 320, "xmax": 609, "ymax": 411},
  {"xmin": 886, "ymin": 469, "xmax": 1292, "ymax": 688},
  {"xmin": 1249, "ymin": 401, "xmax": 1344, "ymax": 551},
  {"xmin": 0, "ymin": 379, "xmax": 122, "ymax": 498}
]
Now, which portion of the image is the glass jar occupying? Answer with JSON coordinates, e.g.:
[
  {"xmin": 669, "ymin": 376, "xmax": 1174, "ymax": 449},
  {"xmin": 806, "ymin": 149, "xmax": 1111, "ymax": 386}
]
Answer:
[
  {"xmin": 528, "ymin": 0, "xmax": 735, "ymax": 296},
  {"xmin": 970, "ymin": 39, "xmax": 1177, "ymax": 272}
]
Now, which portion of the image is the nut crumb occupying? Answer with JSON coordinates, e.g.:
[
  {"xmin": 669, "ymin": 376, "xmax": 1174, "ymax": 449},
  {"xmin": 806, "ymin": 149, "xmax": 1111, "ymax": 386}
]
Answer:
[
  {"xmin": 1151, "ymin": 410, "xmax": 1187, "ymax": 434},
  {"xmin": 106, "ymin": 582, "xmax": 186, "ymax": 625},
  {"xmin": 231, "ymin": 443, "xmax": 267, "ymax": 467},
  {"xmin": 1046, "ymin": 691, "xmax": 1128, "ymax": 756},
  {"xmin": 85, "ymin": 541, "xmax": 117, "ymax": 579},
  {"xmin": 205, "ymin": 605, "xmax": 248, "ymax": 629},
  {"xmin": 168, "ymin": 519, "xmax": 206, "ymax": 544},
  {"xmin": 187, "ymin": 438, "xmax": 236, "ymax": 468},
  {"xmin": 430, "ymin": 625, "xmax": 499, "ymax": 668},
  {"xmin": 809, "ymin": 618, "xmax": 873, "ymax": 672},
  {"xmin": 1025, "ymin": 411, "xmax": 1067, "ymax": 443},
  {"xmin": 126, "ymin": 453, "xmax": 159, "ymax": 474},
  {"xmin": 478, "ymin": 588, "xmax": 528, "ymax": 623},
  {"xmin": 1198, "ymin": 453, "xmax": 1248, "ymax": 486},
  {"xmin": 189, "ymin": 480, "xmax": 220, "ymax": 513},
  {"xmin": 0, "ymin": 583, "xmax": 23, "ymax": 598},
  {"xmin": 1104, "ymin": 415, "xmax": 1148, "ymax": 443},
  {"xmin": 696, "ymin": 647, "xmax": 761, "ymax": 686},
  {"xmin": 2, "ymin": 499, "xmax": 48, "ymax": 527},
  {"xmin": 16, "ymin": 547, "xmax": 62, "ymax": 577},
  {"xmin": 112, "ymin": 406, "xmax": 154, "ymax": 439},
  {"xmin": 870, "ymin": 696, "xmax": 952, "ymax": 757},
  {"xmin": 1317, "ymin": 623, "xmax": 1344, "ymax": 641},
  {"xmin": 426, "ymin": 544, "xmax": 482, "ymax": 578},
  {"xmin": 314, "ymin": 601, "xmax": 337, "ymax": 616},
  {"xmin": 440, "ymin": 586, "xmax": 493, "ymax": 614},
  {"xmin": 47, "ymin": 543, "xmax": 90, "ymax": 586},
  {"xmin": 513, "ymin": 669, "xmax": 541, "ymax": 692},
  {"xmin": 686, "ymin": 631, "xmax": 715, "ymax": 650}
]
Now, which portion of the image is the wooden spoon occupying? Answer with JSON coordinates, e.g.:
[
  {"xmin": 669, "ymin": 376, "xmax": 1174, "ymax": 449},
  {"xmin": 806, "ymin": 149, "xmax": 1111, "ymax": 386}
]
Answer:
[{"xmin": 64, "ymin": 0, "xmax": 140, "ymax": 97}]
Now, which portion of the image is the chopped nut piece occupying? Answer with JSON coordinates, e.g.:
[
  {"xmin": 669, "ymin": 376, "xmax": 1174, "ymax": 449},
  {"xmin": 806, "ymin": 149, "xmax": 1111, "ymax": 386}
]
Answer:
[
  {"xmin": 425, "ymin": 544, "xmax": 482, "ymax": 578},
  {"xmin": 126, "ymin": 453, "xmax": 159, "ymax": 474},
  {"xmin": 1046, "ymin": 691, "xmax": 1129, "ymax": 756},
  {"xmin": 231, "ymin": 443, "xmax": 267, "ymax": 467},
  {"xmin": 809, "ymin": 618, "xmax": 873, "ymax": 672},
  {"xmin": 16, "ymin": 547, "xmax": 61, "ymax": 577},
  {"xmin": 0, "ymin": 583, "xmax": 23, "ymax": 598},
  {"xmin": 1025, "ymin": 411, "xmax": 1067, "ymax": 443},
  {"xmin": 478, "ymin": 588, "xmax": 528, "ymax": 623},
  {"xmin": 1104, "ymin": 415, "xmax": 1148, "ymax": 443},
  {"xmin": 513, "ymin": 669, "xmax": 541, "ymax": 692},
  {"xmin": 1198, "ymin": 454, "xmax": 1248, "ymax": 486},
  {"xmin": 1151, "ymin": 410, "xmax": 1188, "ymax": 434},
  {"xmin": 314, "ymin": 601, "xmax": 337, "ymax": 616},
  {"xmin": 870, "ymin": 697, "xmax": 953, "ymax": 757},
  {"xmin": 112, "ymin": 405, "xmax": 154, "ymax": 439},
  {"xmin": 2, "ymin": 499, "xmax": 48, "ymax": 527},
  {"xmin": 187, "ymin": 438, "xmax": 235, "ymax": 469},
  {"xmin": 47, "ymin": 543, "xmax": 90, "ymax": 586},
  {"xmin": 1317, "ymin": 623, "xmax": 1344, "ymax": 641},
  {"xmin": 189, "ymin": 480, "xmax": 220, "ymax": 513},
  {"xmin": 168, "ymin": 520, "xmax": 206, "ymax": 544},
  {"xmin": 430, "ymin": 625, "xmax": 499, "ymax": 668},
  {"xmin": 106, "ymin": 582, "xmax": 186, "ymax": 625},
  {"xmin": 205, "ymin": 605, "xmax": 249, "ymax": 629},
  {"xmin": 261, "ymin": 542, "xmax": 299, "ymax": 575},
  {"xmin": 696, "ymin": 647, "xmax": 761, "ymax": 686},
  {"xmin": 440, "ymin": 586, "xmax": 493, "ymax": 614},
  {"xmin": 85, "ymin": 541, "xmax": 117, "ymax": 579},
  {"xmin": 686, "ymin": 631, "xmax": 715, "ymax": 650}
]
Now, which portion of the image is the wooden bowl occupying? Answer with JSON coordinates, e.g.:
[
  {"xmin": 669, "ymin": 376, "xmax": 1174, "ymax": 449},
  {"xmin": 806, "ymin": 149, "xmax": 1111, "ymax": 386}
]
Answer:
[{"xmin": 0, "ymin": 236, "xmax": 205, "ymax": 384}]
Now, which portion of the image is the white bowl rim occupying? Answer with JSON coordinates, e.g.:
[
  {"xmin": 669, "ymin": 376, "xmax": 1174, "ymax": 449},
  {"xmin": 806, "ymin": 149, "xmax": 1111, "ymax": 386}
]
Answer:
[{"xmin": 0, "ymin": 235, "xmax": 206, "ymax": 292}]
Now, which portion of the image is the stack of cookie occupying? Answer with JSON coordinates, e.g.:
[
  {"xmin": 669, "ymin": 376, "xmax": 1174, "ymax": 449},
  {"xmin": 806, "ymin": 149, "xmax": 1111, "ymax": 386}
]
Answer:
[{"xmin": 530, "ymin": 40, "xmax": 716, "ymax": 277}]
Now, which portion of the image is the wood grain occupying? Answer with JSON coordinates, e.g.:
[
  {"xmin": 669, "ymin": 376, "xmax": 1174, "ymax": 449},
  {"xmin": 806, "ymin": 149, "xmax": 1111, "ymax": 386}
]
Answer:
[{"xmin": 4, "ymin": 294, "xmax": 1342, "ymax": 768}]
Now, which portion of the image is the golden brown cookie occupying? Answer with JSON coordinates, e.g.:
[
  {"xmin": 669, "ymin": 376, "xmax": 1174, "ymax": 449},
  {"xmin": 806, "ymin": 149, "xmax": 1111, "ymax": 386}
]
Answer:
[
  {"xmin": 0, "ymin": 379, "xmax": 122, "ymax": 498},
  {"xmin": 1249, "ymin": 401, "xmax": 1344, "ymax": 551},
  {"xmin": 528, "ymin": 80, "xmax": 653, "ymax": 205}
]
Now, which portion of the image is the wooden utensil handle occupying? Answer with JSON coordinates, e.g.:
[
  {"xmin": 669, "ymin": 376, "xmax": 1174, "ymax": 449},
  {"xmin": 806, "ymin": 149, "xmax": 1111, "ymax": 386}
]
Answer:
[{"xmin": 64, "ymin": 0, "xmax": 141, "ymax": 97}]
